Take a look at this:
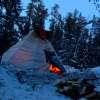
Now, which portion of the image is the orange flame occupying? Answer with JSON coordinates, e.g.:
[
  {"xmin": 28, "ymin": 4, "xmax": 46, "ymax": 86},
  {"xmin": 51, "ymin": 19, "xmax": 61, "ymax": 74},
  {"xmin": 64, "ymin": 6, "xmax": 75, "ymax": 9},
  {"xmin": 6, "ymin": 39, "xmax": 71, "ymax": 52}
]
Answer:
[{"xmin": 49, "ymin": 64, "xmax": 62, "ymax": 75}]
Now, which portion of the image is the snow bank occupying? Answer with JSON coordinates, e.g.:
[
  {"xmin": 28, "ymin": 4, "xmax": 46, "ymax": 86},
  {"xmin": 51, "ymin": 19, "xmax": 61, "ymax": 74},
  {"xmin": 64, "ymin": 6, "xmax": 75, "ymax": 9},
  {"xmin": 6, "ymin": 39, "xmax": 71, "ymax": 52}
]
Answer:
[
  {"xmin": 0, "ymin": 64, "xmax": 68, "ymax": 100},
  {"xmin": 87, "ymin": 67, "xmax": 100, "ymax": 92},
  {"xmin": 0, "ymin": 63, "xmax": 99, "ymax": 100}
]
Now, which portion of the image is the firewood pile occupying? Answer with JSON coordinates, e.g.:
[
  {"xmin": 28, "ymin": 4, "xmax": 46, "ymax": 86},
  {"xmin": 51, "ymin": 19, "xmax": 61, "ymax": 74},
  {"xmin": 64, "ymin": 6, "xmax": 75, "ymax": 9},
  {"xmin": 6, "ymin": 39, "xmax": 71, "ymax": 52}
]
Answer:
[{"xmin": 55, "ymin": 79, "xmax": 100, "ymax": 100}]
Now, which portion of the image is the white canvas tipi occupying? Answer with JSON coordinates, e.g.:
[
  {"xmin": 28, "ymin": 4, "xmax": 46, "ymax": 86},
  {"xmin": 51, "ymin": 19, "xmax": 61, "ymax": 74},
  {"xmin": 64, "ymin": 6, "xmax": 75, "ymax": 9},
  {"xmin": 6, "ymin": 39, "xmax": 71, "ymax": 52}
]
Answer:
[{"xmin": 1, "ymin": 31, "xmax": 56, "ymax": 76}]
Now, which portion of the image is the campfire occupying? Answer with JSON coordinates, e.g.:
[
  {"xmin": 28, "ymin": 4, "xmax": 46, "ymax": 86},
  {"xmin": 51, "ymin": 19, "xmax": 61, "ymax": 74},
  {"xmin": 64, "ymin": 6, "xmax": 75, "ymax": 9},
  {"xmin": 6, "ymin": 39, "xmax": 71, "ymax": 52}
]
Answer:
[{"xmin": 49, "ymin": 64, "xmax": 62, "ymax": 75}]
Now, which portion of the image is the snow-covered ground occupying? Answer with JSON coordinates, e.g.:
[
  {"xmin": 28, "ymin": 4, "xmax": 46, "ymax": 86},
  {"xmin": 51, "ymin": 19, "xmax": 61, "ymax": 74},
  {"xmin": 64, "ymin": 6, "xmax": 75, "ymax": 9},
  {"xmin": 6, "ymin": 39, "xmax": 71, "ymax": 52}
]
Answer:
[
  {"xmin": 0, "ymin": 64, "xmax": 100, "ymax": 100},
  {"xmin": 0, "ymin": 64, "xmax": 70, "ymax": 100}
]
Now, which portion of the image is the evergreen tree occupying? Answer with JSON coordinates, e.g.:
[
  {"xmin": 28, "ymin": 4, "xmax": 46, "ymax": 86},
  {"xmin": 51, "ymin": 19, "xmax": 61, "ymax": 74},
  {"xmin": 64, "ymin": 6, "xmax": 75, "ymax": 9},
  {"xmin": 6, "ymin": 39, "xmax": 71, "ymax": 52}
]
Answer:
[
  {"xmin": 27, "ymin": 0, "xmax": 48, "ymax": 29},
  {"xmin": 49, "ymin": 4, "xmax": 64, "ymax": 51},
  {"xmin": 62, "ymin": 10, "xmax": 89, "ymax": 68},
  {"xmin": 0, "ymin": 0, "xmax": 22, "ymax": 55},
  {"xmin": 91, "ymin": 18, "xmax": 100, "ymax": 66},
  {"xmin": 62, "ymin": 10, "xmax": 79, "ymax": 65},
  {"xmin": 89, "ymin": 0, "xmax": 100, "ymax": 12}
]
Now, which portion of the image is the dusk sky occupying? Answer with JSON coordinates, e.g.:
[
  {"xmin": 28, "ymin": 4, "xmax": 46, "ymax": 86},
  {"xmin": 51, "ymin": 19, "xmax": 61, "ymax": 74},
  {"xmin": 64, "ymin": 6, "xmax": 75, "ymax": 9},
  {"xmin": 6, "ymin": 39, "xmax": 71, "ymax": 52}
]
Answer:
[
  {"xmin": 21, "ymin": 0, "xmax": 100, "ymax": 29},
  {"xmin": 22, "ymin": 0, "xmax": 100, "ymax": 18}
]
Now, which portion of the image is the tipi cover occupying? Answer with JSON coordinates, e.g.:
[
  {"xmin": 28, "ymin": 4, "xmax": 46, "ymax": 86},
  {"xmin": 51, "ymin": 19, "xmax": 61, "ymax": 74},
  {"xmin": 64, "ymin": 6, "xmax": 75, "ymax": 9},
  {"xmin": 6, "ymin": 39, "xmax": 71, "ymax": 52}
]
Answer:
[{"xmin": 1, "ymin": 32, "xmax": 65, "ymax": 77}]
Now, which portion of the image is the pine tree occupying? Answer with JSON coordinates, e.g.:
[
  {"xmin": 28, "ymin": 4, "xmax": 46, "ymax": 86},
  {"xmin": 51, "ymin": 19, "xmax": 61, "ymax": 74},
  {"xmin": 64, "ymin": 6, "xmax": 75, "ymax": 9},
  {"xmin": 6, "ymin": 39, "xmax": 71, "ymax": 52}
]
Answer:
[
  {"xmin": 62, "ymin": 11, "xmax": 79, "ymax": 65},
  {"xmin": 91, "ymin": 18, "xmax": 100, "ymax": 66},
  {"xmin": 49, "ymin": 4, "xmax": 64, "ymax": 51},
  {"xmin": 27, "ymin": 0, "xmax": 48, "ymax": 29},
  {"xmin": 89, "ymin": 0, "xmax": 100, "ymax": 12},
  {"xmin": 62, "ymin": 10, "xmax": 89, "ymax": 68},
  {"xmin": 0, "ymin": 0, "xmax": 22, "ymax": 55}
]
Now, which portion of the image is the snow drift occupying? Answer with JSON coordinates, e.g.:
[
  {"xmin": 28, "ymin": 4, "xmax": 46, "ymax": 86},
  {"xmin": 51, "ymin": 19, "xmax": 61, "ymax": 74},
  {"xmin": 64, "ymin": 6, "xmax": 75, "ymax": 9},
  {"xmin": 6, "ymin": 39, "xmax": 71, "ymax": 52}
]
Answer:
[{"xmin": 0, "ymin": 64, "xmax": 68, "ymax": 100}]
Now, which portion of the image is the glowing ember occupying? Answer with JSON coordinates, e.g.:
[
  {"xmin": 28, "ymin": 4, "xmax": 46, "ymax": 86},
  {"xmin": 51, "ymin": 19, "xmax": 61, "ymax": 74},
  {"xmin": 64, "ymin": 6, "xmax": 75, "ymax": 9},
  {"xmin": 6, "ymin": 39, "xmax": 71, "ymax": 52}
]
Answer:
[{"xmin": 49, "ymin": 64, "xmax": 62, "ymax": 75}]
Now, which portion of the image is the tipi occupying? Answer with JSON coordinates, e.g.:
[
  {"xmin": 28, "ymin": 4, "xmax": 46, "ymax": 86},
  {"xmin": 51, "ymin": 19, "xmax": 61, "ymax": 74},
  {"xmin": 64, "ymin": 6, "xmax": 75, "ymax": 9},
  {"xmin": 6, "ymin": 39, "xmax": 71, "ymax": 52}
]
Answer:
[{"xmin": 1, "ymin": 30, "xmax": 65, "ymax": 79}]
